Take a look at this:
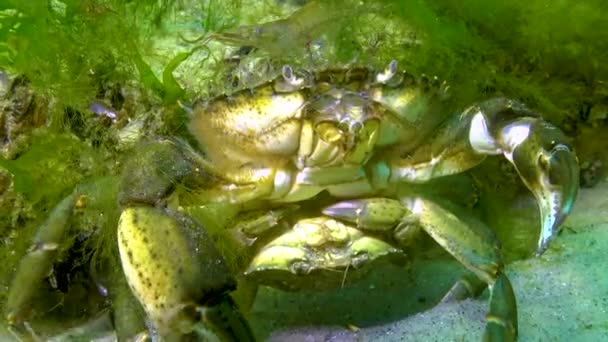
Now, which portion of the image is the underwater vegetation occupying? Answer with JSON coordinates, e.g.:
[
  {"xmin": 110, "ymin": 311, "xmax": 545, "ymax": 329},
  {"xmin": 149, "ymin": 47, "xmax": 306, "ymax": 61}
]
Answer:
[{"xmin": 0, "ymin": 0, "xmax": 606, "ymax": 340}]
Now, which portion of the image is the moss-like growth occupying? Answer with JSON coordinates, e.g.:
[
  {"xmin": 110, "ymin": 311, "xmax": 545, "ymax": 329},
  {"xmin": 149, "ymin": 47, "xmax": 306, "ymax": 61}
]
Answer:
[
  {"xmin": 382, "ymin": 0, "xmax": 607, "ymax": 121},
  {"xmin": 1, "ymin": 0, "xmax": 605, "ymax": 125}
]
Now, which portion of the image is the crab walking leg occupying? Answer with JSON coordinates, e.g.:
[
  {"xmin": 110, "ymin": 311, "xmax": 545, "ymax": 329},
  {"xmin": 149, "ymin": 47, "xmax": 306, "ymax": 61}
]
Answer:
[
  {"xmin": 5, "ymin": 179, "xmax": 147, "ymax": 339},
  {"xmin": 5, "ymin": 192, "xmax": 76, "ymax": 328},
  {"xmin": 389, "ymin": 97, "xmax": 578, "ymax": 255},
  {"xmin": 440, "ymin": 273, "xmax": 487, "ymax": 303},
  {"xmin": 412, "ymin": 198, "xmax": 517, "ymax": 340},
  {"xmin": 324, "ymin": 197, "xmax": 517, "ymax": 340}
]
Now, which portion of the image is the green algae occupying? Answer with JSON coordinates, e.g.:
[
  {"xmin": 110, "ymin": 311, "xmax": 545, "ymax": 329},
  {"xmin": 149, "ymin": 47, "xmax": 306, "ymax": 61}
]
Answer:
[{"xmin": 2, "ymin": 0, "xmax": 605, "ymax": 122}]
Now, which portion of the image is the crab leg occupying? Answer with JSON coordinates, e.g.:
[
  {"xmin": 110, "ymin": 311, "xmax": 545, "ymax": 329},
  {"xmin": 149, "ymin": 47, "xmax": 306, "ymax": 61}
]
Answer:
[
  {"xmin": 388, "ymin": 97, "xmax": 579, "ymax": 255},
  {"xmin": 438, "ymin": 273, "xmax": 486, "ymax": 305},
  {"xmin": 5, "ymin": 178, "xmax": 149, "ymax": 340},
  {"xmin": 5, "ymin": 192, "xmax": 76, "ymax": 328},
  {"xmin": 118, "ymin": 140, "xmax": 256, "ymax": 341},
  {"xmin": 324, "ymin": 197, "xmax": 517, "ymax": 340},
  {"xmin": 117, "ymin": 207, "xmax": 254, "ymax": 341}
]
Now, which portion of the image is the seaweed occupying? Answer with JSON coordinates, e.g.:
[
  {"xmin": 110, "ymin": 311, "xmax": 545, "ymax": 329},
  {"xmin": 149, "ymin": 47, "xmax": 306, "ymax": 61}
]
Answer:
[
  {"xmin": 0, "ymin": 0, "xmax": 178, "ymax": 121},
  {"xmin": 382, "ymin": 0, "xmax": 608, "ymax": 120}
]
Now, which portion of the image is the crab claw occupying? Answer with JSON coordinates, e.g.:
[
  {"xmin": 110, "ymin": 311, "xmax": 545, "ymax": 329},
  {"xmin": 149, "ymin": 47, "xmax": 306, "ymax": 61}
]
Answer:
[{"xmin": 501, "ymin": 118, "xmax": 579, "ymax": 255}]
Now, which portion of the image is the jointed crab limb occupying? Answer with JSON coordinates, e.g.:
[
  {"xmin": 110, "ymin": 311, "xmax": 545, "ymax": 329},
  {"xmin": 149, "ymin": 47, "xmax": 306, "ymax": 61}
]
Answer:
[
  {"xmin": 389, "ymin": 97, "xmax": 579, "ymax": 255},
  {"xmin": 440, "ymin": 273, "xmax": 487, "ymax": 303},
  {"xmin": 110, "ymin": 270, "xmax": 148, "ymax": 340},
  {"xmin": 121, "ymin": 139, "xmax": 275, "ymax": 205},
  {"xmin": 4, "ymin": 178, "xmax": 148, "ymax": 340},
  {"xmin": 485, "ymin": 273, "xmax": 517, "ymax": 342},
  {"xmin": 231, "ymin": 206, "xmax": 298, "ymax": 238},
  {"xmin": 5, "ymin": 192, "xmax": 77, "ymax": 331},
  {"xmin": 243, "ymin": 216, "xmax": 407, "ymax": 291},
  {"xmin": 440, "ymin": 272, "xmax": 517, "ymax": 342},
  {"xmin": 388, "ymin": 110, "xmax": 488, "ymax": 183},
  {"xmin": 412, "ymin": 199, "xmax": 517, "ymax": 340},
  {"xmin": 469, "ymin": 100, "xmax": 579, "ymax": 255},
  {"xmin": 499, "ymin": 119, "xmax": 578, "ymax": 255},
  {"xmin": 465, "ymin": 98, "xmax": 579, "ymax": 255},
  {"xmin": 324, "ymin": 197, "xmax": 517, "ymax": 340},
  {"xmin": 117, "ymin": 140, "xmax": 256, "ymax": 341},
  {"xmin": 117, "ymin": 207, "xmax": 254, "ymax": 341},
  {"xmin": 118, "ymin": 140, "xmax": 198, "ymax": 206}
]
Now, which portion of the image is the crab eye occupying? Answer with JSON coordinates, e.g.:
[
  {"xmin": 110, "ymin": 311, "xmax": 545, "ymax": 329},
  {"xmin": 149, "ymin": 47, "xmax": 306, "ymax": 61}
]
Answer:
[{"xmin": 282, "ymin": 65, "xmax": 294, "ymax": 80}]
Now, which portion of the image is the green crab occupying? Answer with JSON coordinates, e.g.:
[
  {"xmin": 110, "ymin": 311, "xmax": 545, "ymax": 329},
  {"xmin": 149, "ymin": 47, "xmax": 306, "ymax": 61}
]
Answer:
[{"xmin": 6, "ymin": 61, "xmax": 579, "ymax": 341}]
